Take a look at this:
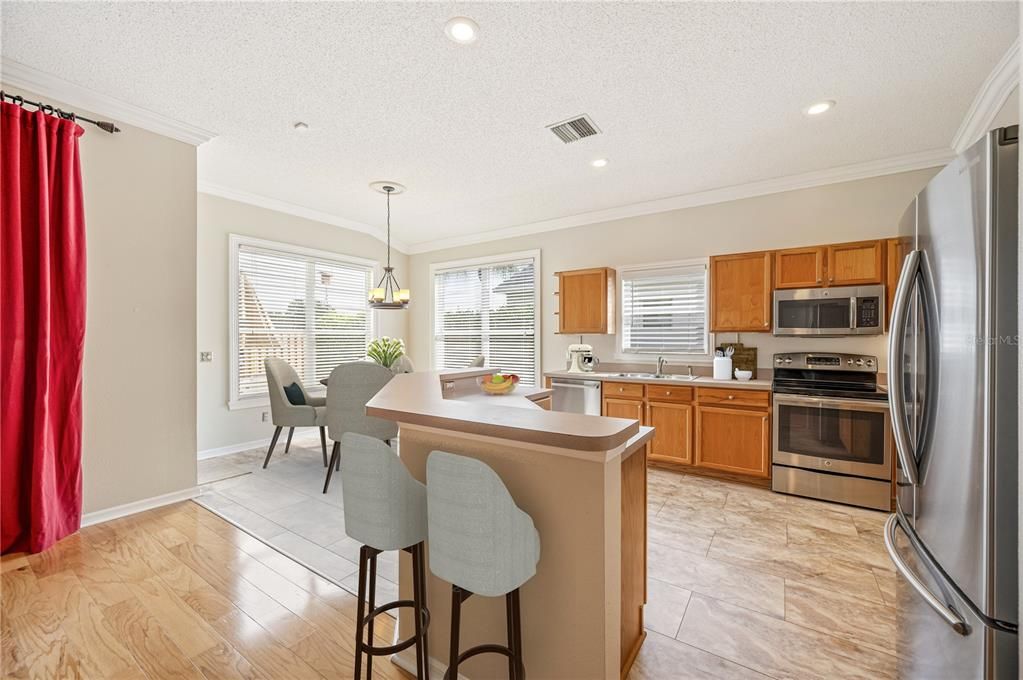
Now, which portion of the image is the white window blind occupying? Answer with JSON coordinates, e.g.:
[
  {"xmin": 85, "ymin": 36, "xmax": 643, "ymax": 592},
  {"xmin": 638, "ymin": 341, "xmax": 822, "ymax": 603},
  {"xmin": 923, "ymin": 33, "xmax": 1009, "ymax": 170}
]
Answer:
[
  {"xmin": 232, "ymin": 238, "xmax": 374, "ymax": 402},
  {"xmin": 432, "ymin": 255, "xmax": 538, "ymax": 385},
  {"xmin": 621, "ymin": 264, "xmax": 708, "ymax": 355}
]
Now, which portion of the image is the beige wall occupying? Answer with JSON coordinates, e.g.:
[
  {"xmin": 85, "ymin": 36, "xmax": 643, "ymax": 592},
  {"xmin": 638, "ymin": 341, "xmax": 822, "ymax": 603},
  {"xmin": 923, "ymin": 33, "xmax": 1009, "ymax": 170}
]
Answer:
[
  {"xmin": 2, "ymin": 85, "xmax": 199, "ymax": 515},
  {"xmin": 196, "ymin": 194, "xmax": 409, "ymax": 452},
  {"xmin": 407, "ymin": 167, "xmax": 941, "ymax": 376}
]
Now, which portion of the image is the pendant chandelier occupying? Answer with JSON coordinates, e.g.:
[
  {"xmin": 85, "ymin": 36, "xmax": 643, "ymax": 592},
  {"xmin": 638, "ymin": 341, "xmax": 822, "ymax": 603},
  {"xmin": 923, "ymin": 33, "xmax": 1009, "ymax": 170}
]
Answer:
[{"xmin": 368, "ymin": 181, "xmax": 410, "ymax": 309}]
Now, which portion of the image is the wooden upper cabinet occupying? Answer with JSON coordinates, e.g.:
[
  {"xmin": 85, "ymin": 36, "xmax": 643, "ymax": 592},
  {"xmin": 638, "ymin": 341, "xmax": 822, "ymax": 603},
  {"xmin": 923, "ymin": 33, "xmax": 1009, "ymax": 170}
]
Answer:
[
  {"xmin": 694, "ymin": 404, "xmax": 770, "ymax": 478},
  {"xmin": 557, "ymin": 267, "xmax": 615, "ymax": 334},
  {"xmin": 709, "ymin": 251, "xmax": 773, "ymax": 333},
  {"xmin": 885, "ymin": 237, "xmax": 910, "ymax": 330},
  {"xmin": 826, "ymin": 240, "xmax": 885, "ymax": 286},
  {"xmin": 775, "ymin": 246, "xmax": 826, "ymax": 289},
  {"xmin": 645, "ymin": 401, "xmax": 693, "ymax": 464}
]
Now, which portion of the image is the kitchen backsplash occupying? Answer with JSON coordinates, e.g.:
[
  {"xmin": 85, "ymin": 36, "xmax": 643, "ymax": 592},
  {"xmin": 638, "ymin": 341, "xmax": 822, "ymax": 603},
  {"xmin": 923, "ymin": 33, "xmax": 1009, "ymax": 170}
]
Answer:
[{"xmin": 546, "ymin": 331, "xmax": 889, "ymax": 373}]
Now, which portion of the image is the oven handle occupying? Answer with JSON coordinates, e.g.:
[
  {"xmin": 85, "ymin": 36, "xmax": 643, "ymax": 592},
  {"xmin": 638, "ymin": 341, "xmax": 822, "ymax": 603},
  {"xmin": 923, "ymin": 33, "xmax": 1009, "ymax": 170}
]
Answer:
[
  {"xmin": 887, "ymin": 249, "xmax": 921, "ymax": 486},
  {"xmin": 884, "ymin": 514, "xmax": 969, "ymax": 635},
  {"xmin": 773, "ymin": 393, "xmax": 890, "ymax": 413}
]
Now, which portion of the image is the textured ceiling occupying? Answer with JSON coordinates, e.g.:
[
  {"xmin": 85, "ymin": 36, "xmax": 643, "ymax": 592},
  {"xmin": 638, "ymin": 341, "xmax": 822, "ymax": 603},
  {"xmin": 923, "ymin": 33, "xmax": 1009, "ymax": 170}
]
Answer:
[{"xmin": 2, "ymin": 2, "xmax": 1016, "ymax": 249}]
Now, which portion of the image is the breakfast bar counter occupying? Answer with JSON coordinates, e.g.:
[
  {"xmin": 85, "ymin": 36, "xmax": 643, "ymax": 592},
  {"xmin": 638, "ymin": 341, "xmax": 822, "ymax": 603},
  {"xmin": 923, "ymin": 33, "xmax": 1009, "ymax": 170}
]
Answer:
[{"xmin": 366, "ymin": 368, "xmax": 652, "ymax": 679}]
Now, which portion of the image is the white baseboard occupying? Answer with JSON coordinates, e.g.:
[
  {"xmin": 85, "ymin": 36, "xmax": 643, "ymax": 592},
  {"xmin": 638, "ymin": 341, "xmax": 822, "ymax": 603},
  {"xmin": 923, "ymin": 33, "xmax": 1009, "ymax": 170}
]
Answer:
[
  {"xmin": 197, "ymin": 437, "xmax": 273, "ymax": 460},
  {"xmin": 81, "ymin": 486, "xmax": 200, "ymax": 528},
  {"xmin": 197, "ymin": 430, "xmax": 325, "ymax": 460}
]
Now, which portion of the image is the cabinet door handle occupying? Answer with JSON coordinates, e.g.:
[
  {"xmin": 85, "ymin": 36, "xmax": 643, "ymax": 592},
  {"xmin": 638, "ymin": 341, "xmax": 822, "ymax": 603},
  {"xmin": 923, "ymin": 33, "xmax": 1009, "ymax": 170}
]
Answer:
[
  {"xmin": 666, "ymin": 391, "xmax": 671, "ymax": 396},
  {"xmin": 727, "ymin": 395, "xmax": 735, "ymax": 400}
]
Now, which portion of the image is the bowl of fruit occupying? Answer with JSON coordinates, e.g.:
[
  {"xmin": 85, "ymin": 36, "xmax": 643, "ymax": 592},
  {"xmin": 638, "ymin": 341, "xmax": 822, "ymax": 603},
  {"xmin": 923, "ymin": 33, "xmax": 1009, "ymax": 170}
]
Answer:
[{"xmin": 480, "ymin": 372, "xmax": 520, "ymax": 395}]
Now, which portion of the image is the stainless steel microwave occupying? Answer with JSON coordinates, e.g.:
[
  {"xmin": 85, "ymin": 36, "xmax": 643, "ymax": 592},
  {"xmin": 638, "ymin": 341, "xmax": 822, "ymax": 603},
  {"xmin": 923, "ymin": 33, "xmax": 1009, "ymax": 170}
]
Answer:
[{"xmin": 773, "ymin": 285, "xmax": 885, "ymax": 336}]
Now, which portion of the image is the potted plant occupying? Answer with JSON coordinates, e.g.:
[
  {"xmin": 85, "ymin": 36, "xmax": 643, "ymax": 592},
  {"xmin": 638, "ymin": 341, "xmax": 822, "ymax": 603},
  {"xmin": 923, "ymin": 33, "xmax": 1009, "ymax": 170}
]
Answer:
[{"xmin": 367, "ymin": 336, "xmax": 406, "ymax": 371}]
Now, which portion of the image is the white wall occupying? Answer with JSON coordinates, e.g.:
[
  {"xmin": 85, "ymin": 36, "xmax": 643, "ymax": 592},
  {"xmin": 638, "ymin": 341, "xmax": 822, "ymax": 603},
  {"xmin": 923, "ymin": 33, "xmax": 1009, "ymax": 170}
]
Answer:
[
  {"xmin": 407, "ymin": 167, "xmax": 941, "ymax": 377},
  {"xmin": 2, "ymin": 84, "xmax": 199, "ymax": 515},
  {"xmin": 196, "ymin": 194, "xmax": 409, "ymax": 453}
]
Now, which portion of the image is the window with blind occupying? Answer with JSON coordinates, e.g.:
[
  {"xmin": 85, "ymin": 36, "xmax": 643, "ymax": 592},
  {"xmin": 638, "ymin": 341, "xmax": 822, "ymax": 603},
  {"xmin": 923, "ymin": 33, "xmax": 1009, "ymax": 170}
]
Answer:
[
  {"xmin": 621, "ymin": 263, "xmax": 709, "ymax": 355},
  {"xmin": 432, "ymin": 252, "xmax": 539, "ymax": 386},
  {"xmin": 230, "ymin": 235, "xmax": 375, "ymax": 406}
]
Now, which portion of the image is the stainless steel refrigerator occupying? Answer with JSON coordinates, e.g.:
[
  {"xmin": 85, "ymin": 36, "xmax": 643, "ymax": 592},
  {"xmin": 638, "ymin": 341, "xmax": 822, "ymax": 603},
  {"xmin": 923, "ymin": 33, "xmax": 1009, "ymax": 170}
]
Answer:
[{"xmin": 885, "ymin": 125, "xmax": 1018, "ymax": 678}]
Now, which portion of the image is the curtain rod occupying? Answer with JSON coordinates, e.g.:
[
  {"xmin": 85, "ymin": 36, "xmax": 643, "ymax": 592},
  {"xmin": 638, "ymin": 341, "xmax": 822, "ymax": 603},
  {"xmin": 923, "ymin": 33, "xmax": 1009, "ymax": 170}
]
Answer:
[{"xmin": 1, "ymin": 91, "xmax": 120, "ymax": 133}]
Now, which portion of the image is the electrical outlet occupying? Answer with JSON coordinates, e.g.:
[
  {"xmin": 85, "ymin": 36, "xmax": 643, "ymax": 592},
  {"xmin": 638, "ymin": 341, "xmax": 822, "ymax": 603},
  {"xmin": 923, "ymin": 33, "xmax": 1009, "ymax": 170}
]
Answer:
[
  {"xmin": 261, "ymin": 411, "xmax": 269, "ymax": 423},
  {"xmin": 199, "ymin": 351, "xmax": 213, "ymax": 362}
]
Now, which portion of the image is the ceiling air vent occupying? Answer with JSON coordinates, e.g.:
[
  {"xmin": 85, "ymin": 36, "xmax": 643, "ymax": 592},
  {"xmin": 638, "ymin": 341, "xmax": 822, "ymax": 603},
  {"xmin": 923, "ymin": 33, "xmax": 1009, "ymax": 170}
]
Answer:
[{"xmin": 546, "ymin": 115, "xmax": 601, "ymax": 144}]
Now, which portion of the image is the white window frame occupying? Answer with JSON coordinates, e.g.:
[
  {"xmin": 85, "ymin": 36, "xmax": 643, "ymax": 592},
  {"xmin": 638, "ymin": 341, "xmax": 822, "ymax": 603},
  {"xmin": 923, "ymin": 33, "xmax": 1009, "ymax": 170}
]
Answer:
[
  {"xmin": 615, "ymin": 257, "xmax": 713, "ymax": 362},
  {"xmin": 228, "ymin": 234, "xmax": 380, "ymax": 410},
  {"xmin": 428, "ymin": 249, "xmax": 541, "ymax": 386}
]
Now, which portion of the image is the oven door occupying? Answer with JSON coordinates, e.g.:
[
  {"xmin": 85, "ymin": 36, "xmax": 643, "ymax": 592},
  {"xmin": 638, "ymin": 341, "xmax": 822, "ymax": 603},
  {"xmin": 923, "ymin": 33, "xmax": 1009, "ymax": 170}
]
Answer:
[{"xmin": 773, "ymin": 393, "xmax": 892, "ymax": 480}]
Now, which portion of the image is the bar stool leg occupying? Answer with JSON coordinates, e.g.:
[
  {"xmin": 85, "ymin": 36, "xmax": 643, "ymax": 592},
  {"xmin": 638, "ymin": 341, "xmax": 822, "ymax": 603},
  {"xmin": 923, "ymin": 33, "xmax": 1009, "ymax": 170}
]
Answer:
[
  {"xmin": 355, "ymin": 546, "xmax": 368, "ymax": 680},
  {"xmin": 448, "ymin": 586, "xmax": 463, "ymax": 680},
  {"xmin": 511, "ymin": 589, "xmax": 524, "ymax": 679},
  {"xmin": 367, "ymin": 551, "xmax": 377, "ymax": 679},
  {"xmin": 412, "ymin": 542, "xmax": 429, "ymax": 680}
]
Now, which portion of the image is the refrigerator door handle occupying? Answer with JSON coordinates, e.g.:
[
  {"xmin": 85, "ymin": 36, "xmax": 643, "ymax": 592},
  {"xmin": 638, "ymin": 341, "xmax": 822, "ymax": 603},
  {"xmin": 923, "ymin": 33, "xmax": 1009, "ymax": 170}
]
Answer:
[
  {"xmin": 884, "ymin": 514, "xmax": 969, "ymax": 635},
  {"xmin": 887, "ymin": 249, "xmax": 921, "ymax": 486}
]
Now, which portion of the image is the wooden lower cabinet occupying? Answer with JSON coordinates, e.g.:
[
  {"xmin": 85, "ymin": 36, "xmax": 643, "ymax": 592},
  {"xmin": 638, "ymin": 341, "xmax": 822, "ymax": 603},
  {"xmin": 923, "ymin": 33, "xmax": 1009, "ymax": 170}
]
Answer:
[
  {"xmin": 599, "ymin": 381, "xmax": 771, "ymax": 481},
  {"xmin": 645, "ymin": 401, "xmax": 692, "ymax": 464},
  {"xmin": 694, "ymin": 404, "xmax": 771, "ymax": 478},
  {"xmin": 604, "ymin": 396, "xmax": 644, "ymax": 420}
]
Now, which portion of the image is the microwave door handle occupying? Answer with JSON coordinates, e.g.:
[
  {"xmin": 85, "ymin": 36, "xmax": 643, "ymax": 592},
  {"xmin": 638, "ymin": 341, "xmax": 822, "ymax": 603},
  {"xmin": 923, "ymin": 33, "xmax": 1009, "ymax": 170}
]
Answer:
[
  {"xmin": 884, "ymin": 514, "xmax": 969, "ymax": 634},
  {"xmin": 888, "ymin": 249, "xmax": 921, "ymax": 486},
  {"xmin": 850, "ymin": 296, "xmax": 857, "ymax": 330}
]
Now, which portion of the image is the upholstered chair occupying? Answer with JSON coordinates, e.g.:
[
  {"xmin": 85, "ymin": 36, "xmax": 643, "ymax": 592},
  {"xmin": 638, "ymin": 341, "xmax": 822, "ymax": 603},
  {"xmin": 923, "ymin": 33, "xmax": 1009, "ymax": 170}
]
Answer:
[
  {"xmin": 391, "ymin": 355, "xmax": 415, "ymax": 374},
  {"xmin": 426, "ymin": 450, "xmax": 540, "ymax": 679},
  {"xmin": 323, "ymin": 361, "xmax": 398, "ymax": 493},
  {"xmin": 340, "ymin": 432, "xmax": 430, "ymax": 680},
  {"xmin": 263, "ymin": 357, "xmax": 328, "ymax": 468}
]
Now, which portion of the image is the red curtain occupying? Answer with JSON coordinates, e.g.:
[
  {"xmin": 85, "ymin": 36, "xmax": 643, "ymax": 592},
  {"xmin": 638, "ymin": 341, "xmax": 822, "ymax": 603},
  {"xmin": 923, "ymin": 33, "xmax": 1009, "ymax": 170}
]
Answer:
[{"xmin": 1, "ymin": 101, "xmax": 87, "ymax": 554}]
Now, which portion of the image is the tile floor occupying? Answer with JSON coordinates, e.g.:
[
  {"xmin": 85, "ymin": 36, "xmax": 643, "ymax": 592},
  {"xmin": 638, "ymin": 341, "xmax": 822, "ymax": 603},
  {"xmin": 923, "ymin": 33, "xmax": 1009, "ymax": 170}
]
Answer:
[{"xmin": 198, "ymin": 445, "xmax": 898, "ymax": 680}]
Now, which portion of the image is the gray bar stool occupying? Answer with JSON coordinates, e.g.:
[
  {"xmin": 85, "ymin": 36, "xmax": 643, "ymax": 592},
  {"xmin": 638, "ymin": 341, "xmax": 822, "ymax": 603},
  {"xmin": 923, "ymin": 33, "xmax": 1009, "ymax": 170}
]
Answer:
[
  {"xmin": 340, "ymin": 433, "xmax": 430, "ymax": 680},
  {"xmin": 426, "ymin": 451, "xmax": 541, "ymax": 680}
]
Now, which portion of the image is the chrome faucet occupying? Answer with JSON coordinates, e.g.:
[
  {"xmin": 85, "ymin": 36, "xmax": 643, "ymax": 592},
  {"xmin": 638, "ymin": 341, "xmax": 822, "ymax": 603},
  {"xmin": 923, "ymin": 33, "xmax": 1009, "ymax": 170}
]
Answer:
[
  {"xmin": 686, "ymin": 364, "xmax": 694, "ymax": 378},
  {"xmin": 656, "ymin": 356, "xmax": 668, "ymax": 377}
]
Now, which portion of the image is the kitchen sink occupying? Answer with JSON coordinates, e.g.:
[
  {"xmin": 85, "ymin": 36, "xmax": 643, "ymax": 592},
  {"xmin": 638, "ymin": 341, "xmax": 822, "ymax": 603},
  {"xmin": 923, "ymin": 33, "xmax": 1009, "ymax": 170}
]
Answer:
[{"xmin": 612, "ymin": 372, "xmax": 658, "ymax": 378}]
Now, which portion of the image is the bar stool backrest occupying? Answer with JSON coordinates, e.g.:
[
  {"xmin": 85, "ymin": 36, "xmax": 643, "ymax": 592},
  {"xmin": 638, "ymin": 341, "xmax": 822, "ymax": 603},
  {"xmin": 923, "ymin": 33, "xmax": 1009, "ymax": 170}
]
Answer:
[
  {"xmin": 340, "ymin": 432, "xmax": 426, "ymax": 551},
  {"xmin": 426, "ymin": 451, "xmax": 541, "ymax": 598}
]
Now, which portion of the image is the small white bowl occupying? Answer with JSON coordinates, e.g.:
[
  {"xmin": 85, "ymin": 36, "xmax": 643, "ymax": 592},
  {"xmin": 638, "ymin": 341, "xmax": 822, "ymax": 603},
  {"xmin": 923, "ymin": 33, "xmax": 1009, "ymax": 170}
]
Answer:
[{"xmin": 734, "ymin": 369, "xmax": 753, "ymax": 381}]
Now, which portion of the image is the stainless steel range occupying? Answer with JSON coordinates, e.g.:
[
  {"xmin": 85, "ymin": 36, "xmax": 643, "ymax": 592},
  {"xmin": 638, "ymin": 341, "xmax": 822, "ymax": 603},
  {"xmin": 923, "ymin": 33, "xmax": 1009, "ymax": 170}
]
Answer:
[{"xmin": 771, "ymin": 351, "xmax": 891, "ymax": 511}]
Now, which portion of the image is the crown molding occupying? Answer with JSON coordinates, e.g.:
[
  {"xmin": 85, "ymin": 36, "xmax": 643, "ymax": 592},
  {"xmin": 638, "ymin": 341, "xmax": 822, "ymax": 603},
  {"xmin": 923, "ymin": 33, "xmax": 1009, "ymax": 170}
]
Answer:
[
  {"xmin": 403, "ymin": 147, "xmax": 953, "ymax": 254},
  {"xmin": 198, "ymin": 181, "xmax": 409, "ymax": 254},
  {"xmin": 1, "ymin": 58, "xmax": 217, "ymax": 145},
  {"xmin": 952, "ymin": 37, "xmax": 1020, "ymax": 153}
]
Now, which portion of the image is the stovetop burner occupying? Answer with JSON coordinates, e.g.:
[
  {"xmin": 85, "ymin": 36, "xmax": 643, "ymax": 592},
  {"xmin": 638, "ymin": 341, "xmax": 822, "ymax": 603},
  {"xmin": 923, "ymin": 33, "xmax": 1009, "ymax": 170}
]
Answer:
[{"xmin": 771, "ymin": 352, "xmax": 889, "ymax": 402}]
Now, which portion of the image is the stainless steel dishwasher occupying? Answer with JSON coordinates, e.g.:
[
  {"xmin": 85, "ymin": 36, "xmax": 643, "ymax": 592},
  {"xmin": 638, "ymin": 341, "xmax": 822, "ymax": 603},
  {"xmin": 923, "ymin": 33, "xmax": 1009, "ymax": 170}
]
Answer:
[{"xmin": 550, "ymin": 378, "xmax": 602, "ymax": 415}]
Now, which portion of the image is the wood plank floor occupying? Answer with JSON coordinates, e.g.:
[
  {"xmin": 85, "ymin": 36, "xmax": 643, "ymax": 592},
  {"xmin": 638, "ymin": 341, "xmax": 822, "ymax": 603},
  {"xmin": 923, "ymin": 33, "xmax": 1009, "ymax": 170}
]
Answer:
[{"xmin": 1, "ymin": 501, "xmax": 412, "ymax": 680}]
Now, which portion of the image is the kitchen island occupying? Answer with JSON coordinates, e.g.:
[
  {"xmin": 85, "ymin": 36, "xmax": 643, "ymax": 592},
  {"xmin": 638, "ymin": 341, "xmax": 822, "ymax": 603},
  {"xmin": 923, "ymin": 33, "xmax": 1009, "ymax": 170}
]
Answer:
[{"xmin": 366, "ymin": 368, "xmax": 653, "ymax": 680}]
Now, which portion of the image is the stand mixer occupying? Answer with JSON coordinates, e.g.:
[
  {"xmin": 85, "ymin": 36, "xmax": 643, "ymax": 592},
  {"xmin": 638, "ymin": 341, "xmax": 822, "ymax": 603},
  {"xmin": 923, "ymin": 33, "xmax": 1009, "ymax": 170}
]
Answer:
[{"xmin": 566, "ymin": 343, "xmax": 598, "ymax": 373}]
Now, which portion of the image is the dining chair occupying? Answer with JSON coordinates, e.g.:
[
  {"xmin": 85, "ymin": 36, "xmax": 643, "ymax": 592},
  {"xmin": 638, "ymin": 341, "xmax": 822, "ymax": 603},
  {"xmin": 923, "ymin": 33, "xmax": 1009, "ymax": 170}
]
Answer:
[
  {"xmin": 263, "ymin": 357, "xmax": 329, "ymax": 468},
  {"xmin": 392, "ymin": 355, "xmax": 415, "ymax": 374},
  {"xmin": 324, "ymin": 361, "xmax": 398, "ymax": 493},
  {"xmin": 468, "ymin": 355, "xmax": 485, "ymax": 368}
]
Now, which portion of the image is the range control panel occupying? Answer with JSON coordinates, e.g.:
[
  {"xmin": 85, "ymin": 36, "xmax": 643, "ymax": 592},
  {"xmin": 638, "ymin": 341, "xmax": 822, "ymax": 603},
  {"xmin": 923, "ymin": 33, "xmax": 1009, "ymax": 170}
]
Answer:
[{"xmin": 773, "ymin": 352, "xmax": 877, "ymax": 372}]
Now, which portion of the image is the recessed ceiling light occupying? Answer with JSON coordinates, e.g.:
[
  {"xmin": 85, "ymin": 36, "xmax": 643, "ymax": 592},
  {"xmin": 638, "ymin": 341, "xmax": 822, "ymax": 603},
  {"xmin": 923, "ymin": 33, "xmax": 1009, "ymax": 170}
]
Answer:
[
  {"xmin": 293, "ymin": 121, "xmax": 309, "ymax": 131},
  {"xmin": 591, "ymin": 158, "xmax": 609, "ymax": 168},
  {"xmin": 804, "ymin": 100, "xmax": 835, "ymax": 116},
  {"xmin": 445, "ymin": 16, "xmax": 479, "ymax": 44}
]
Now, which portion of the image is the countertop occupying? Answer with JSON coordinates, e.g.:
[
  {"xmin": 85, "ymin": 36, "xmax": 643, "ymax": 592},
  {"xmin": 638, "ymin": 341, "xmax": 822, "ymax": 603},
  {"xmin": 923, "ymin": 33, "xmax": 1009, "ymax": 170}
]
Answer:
[
  {"xmin": 545, "ymin": 370, "xmax": 773, "ymax": 391},
  {"xmin": 366, "ymin": 369, "xmax": 640, "ymax": 453}
]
